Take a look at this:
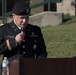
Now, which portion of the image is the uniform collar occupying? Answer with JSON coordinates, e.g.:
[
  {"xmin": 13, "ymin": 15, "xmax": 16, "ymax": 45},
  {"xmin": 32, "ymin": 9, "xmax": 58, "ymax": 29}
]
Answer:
[
  {"xmin": 9, "ymin": 20, "xmax": 21, "ymax": 35},
  {"xmin": 13, "ymin": 19, "xmax": 21, "ymax": 30}
]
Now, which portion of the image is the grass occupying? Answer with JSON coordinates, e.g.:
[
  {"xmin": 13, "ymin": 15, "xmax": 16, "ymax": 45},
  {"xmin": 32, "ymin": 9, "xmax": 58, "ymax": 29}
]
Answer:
[{"xmin": 41, "ymin": 15, "xmax": 76, "ymax": 58}]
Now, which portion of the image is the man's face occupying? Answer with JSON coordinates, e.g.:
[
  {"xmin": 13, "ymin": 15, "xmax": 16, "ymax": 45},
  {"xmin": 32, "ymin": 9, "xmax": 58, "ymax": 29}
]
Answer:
[{"xmin": 12, "ymin": 13, "xmax": 29, "ymax": 28}]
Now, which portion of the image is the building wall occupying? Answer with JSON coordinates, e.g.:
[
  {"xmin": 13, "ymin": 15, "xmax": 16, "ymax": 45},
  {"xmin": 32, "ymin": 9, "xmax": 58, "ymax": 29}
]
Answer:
[
  {"xmin": 30, "ymin": 0, "xmax": 57, "ymax": 14},
  {"xmin": 30, "ymin": 0, "xmax": 44, "ymax": 14},
  {"xmin": 57, "ymin": 0, "xmax": 76, "ymax": 16},
  {"xmin": 1, "ymin": 0, "xmax": 75, "ymax": 16}
]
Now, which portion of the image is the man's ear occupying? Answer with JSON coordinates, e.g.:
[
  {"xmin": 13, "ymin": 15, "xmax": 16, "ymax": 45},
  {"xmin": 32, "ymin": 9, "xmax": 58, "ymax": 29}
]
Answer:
[{"xmin": 12, "ymin": 13, "xmax": 16, "ymax": 17}]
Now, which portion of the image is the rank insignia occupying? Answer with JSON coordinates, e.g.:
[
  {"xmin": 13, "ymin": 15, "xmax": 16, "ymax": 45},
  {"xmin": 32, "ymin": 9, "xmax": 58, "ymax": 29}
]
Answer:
[
  {"xmin": 12, "ymin": 26, "xmax": 14, "ymax": 28},
  {"xmin": 30, "ymin": 32, "xmax": 38, "ymax": 37}
]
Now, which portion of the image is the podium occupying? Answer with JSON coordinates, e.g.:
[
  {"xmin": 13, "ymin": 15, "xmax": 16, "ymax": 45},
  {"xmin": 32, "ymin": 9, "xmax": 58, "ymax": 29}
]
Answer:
[{"xmin": 9, "ymin": 58, "xmax": 75, "ymax": 75}]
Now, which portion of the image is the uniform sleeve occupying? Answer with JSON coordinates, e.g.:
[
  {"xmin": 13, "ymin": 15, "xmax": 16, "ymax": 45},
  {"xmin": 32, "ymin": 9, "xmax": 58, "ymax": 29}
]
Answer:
[
  {"xmin": 0, "ymin": 26, "xmax": 18, "ymax": 54},
  {"xmin": 0, "ymin": 26, "xmax": 8, "ymax": 54},
  {"xmin": 35, "ymin": 26, "xmax": 47, "ymax": 58},
  {"xmin": 6, "ymin": 37, "xmax": 18, "ymax": 50}
]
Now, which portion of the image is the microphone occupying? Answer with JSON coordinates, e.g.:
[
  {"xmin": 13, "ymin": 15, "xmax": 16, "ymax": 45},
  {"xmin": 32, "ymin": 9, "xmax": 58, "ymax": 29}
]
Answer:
[
  {"xmin": 21, "ymin": 27, "xmax": 25, "ymax": 33},
  {"xmin": 20, "ymin": 27, "xmax": 25, "ymax": 42}
]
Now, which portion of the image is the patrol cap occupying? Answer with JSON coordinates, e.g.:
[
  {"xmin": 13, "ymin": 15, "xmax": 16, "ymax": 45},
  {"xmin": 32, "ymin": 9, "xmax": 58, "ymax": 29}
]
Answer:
[{"xmin": 12, "ymin": 2, "xmax": 30, "ymax": 15}]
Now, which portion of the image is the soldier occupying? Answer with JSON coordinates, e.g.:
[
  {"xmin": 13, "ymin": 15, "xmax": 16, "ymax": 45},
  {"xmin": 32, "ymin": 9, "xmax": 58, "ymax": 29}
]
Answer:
[{"xmin": 0, "ymin": 2, "xmax": 47, "ymax": 59}]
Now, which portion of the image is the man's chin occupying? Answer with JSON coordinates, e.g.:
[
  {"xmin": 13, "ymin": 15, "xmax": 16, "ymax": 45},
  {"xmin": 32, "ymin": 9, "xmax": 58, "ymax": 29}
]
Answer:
[{"xmin": 21, "ymin": 25, "xmax": 27, "ymax": 28}]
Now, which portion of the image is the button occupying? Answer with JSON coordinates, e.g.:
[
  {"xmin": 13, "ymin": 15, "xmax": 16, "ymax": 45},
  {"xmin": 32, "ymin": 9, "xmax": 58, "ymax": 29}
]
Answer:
[
  {"xmin": 33, "ymin": 44, "xmax": 37, "ymax": 50},
  {"xmin": 23, "ymin": 51, "xmax": 25, "ymax": 54},
  {"xmin": 23, "ymin": 40, "xmax": 25, "ymax": 42},
  {"xmin": 35, "ymin": 40, "xmax": 37, "ymax": 42},
  {"xmin": 23, "ymin": 46, "xmax": 25, "ymax": 48}
]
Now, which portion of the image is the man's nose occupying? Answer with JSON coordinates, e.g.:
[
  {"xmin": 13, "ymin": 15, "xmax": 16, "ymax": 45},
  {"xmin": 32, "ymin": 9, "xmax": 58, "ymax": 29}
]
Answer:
[{"xmin": 23, "ymin": 19, "xmax": 26, "ymax": 22}]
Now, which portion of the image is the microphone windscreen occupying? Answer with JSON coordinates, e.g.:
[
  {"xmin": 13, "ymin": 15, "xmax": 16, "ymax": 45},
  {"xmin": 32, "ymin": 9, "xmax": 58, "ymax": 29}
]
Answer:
[{"xmin": 21, "ymin": 27, "xmax": 25, "ymax": 32}]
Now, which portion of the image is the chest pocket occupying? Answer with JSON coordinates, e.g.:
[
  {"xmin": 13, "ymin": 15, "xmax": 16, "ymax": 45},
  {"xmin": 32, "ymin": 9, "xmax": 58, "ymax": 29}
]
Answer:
[
  {"xmin": 25, "ymin": 34, "xmax": 38, "ymax": 50},
  {"xmin": 30, "ymin": 32, "xmax": 39, "ymax": 42}
]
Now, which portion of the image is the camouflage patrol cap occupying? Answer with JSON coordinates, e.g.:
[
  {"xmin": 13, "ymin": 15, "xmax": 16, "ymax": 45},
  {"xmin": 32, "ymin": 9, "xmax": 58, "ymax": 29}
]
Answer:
[{"xmin": 12, "ymin": 2, "xmax": 30, "ymax": 15}]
